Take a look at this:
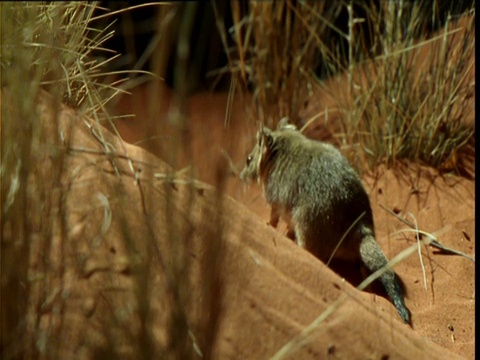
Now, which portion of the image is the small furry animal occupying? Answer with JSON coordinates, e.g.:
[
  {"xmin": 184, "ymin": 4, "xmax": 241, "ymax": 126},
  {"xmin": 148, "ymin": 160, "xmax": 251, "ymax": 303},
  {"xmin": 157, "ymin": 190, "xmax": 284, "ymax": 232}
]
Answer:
[{"xmin": 240, "ymin": 119, "xmax": 410, "ymax": 324}]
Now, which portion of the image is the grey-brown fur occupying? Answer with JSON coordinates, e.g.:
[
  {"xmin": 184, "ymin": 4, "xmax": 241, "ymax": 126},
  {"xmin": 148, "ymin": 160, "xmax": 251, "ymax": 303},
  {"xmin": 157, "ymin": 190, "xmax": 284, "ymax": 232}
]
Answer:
[{"xmin": 240, "ymin": 119, "xmax": 410, "ymax": 324}]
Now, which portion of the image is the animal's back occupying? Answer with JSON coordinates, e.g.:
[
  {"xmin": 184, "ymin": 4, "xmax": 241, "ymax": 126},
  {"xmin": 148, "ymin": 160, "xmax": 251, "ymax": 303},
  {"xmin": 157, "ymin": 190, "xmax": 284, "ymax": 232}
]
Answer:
[{"xmin": 263, "ymin": 131, "xmax": 374, "ymax": 262}]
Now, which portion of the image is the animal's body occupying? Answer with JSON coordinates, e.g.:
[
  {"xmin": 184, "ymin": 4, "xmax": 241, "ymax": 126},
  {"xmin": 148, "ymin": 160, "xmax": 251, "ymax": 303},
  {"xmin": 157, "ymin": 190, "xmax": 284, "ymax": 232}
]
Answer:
[{"xmin": 240, "ymin": 120, "xmax": 410, "ymax": 324}]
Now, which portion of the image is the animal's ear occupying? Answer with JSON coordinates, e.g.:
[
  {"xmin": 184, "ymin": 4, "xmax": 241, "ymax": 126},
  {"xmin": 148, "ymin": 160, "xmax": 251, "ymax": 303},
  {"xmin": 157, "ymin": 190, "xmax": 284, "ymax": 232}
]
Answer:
[
  {"xmin": 277, "ymin": 117, "xmax": 297, "ymax": 131},
  {"xmin": 277, "ymin": 117, "xmax": 289, "ymax": 129}
]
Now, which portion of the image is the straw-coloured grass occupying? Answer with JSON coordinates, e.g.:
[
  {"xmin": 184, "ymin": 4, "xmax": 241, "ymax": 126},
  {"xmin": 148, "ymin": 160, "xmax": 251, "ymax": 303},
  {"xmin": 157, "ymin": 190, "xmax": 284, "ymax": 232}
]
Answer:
[
  {"xmin": 335, "ymin": 2, "xmax": 475, "ymax": 176},
  {"xmin": 220, "ymin": 1, "xmax": 475, "ymax": 177}
]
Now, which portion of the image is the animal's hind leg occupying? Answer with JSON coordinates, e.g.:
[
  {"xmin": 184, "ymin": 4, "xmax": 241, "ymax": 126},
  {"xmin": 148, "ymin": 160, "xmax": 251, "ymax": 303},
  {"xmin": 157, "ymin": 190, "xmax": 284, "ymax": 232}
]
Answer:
[
  {"xmin": 286, "ymin": 226, "xmax": 296, "ymax": 241},
  {"xmin": 269, "ymin": 204, "xmax": 280, "ymax": 228}
]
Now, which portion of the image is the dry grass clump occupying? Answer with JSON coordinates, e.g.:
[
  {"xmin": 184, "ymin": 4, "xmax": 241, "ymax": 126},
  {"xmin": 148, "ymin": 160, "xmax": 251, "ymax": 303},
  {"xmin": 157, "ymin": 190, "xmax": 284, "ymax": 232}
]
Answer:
[
  {"xmin": 220, "ymin": 1, "xmax": 474, "ymax": 177},
  {"xmin": 2, "ymin": 2, "xmax": 224, "ymax": 359},
  {"xmin": 1, "ymin": 2, "xmax": 126, "ymax": 117},
  {"xmin": 336, "ymin": 2, "xmax": 475, "ymax": 176},
  {"xmin": 1, "ymin": 3, "xmax": 127, "ymax": 357}
]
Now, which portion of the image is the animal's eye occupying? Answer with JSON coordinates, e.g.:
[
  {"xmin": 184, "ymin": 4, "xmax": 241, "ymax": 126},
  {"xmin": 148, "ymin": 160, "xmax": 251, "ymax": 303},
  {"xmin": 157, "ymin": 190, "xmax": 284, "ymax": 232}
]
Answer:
[{"xmin": 246, "ymin": 155, "xmax": 253, "ymax": 165}]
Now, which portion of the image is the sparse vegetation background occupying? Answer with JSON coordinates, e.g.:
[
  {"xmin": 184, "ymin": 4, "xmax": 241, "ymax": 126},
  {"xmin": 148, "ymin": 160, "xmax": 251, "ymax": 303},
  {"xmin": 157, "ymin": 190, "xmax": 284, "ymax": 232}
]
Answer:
[
  {"xmin": 1, "ymin": 1, "xmax": 474, "ymax": 359},
  {"xmin": 222, "ymin": 0, "xmax": 474, "ymax": 176}
]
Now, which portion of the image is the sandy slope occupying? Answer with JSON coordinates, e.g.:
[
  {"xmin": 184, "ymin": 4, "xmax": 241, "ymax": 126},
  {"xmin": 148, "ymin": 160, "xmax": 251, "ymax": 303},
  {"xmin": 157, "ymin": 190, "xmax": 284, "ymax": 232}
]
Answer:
[{"xmin": 111, "ymin": 66, "xmax": 474, "ymax": 358}]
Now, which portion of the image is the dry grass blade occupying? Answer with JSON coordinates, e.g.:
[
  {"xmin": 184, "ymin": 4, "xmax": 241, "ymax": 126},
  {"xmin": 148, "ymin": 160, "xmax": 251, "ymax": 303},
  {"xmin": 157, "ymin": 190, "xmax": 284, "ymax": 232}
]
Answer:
[
  {"xmin": 408, "ymin": 212, "xmax": 428, "ymax": 290},
  {"xmin": 326, "ymin": 211, "xmax": 365, "ymax": 266}
]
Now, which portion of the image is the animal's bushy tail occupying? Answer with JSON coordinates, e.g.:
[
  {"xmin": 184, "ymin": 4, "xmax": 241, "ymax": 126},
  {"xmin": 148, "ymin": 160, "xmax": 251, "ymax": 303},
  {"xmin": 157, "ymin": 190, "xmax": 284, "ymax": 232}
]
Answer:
[{"xmin": 359, "ymin": 234, "xmax": 411, "ymax": 324}]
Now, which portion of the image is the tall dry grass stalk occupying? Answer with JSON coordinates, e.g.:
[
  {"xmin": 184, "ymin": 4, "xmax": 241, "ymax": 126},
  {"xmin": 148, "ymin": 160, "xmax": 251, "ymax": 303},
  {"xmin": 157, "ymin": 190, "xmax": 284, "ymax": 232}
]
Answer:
[{"xmin": 219, "ymin": 1, "xmax": 344, "ymax": 128}]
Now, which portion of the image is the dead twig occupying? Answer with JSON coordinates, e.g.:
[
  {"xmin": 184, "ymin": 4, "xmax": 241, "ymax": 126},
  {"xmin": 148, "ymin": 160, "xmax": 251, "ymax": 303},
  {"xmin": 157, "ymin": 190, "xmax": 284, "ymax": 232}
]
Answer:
[{"xmin": 379, "ymin": 204, "xmax": 475, "ymax": 263}]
